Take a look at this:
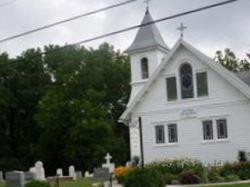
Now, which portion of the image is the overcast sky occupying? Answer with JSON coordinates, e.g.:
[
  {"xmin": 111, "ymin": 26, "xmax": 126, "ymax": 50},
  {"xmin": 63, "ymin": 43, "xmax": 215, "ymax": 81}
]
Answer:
[{"xmin": 0, "ymin": 0, "xmax": 249, "ymax": 59}]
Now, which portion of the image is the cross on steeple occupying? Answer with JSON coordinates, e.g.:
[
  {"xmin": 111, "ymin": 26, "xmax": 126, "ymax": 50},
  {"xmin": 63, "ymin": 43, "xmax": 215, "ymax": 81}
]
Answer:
[
  {"xmin": 177, "ymin": 23, "xmax": 187, "ymax": 38},
  {"xmin": 144, "ymin": 0, "xmax": 152, "ymax": 11}
]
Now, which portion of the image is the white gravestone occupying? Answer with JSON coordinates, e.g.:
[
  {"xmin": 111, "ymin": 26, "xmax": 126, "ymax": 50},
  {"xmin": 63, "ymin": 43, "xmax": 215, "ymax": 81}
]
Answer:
[
  {"xmin": 69, "ymin": 166, "xmax": 76, "ymax": 180},
  {"xmin": 84, "ymin": 171, "xmax": 90, "ymax": 178},
  {"xmin": 56, "ymin": 168, "xmax": 63, "ymax": 177},
  {"xmin": 102, "ymin": 153, "xmax": 115, "ymax": 173},
  {"xmin": 0, "ymin": 171, "xmax": 3, "ymax": 182},
  {"xmin": 35, "ymin": 161, "xmax": 45, "ymax": 180}
]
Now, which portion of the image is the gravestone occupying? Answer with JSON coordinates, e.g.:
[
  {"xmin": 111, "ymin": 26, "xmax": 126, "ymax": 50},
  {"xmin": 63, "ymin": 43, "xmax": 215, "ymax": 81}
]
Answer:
[
  {"xmin": 24, "ymin": 172, "xmax": 36, "ymax": 182},
  {"xmin": 102, "ymin": 153, "xmax": 115, "ymax": 173},
  {"xmin": 75, "ymin": 171, "xmax": 82, "ymax": 179},
  {"xmin": 68, "ymin": 166, "xmax": 76, "ymax": 180},
  {"xmin": 34, "ymin": 161, "xmax": 45, "ymax": 180},
  {"xmin": 0, "ymin": 171, "xmax": 3, "ymax": 181},
  {"xmin": 56, "ymin": 168, "xmax": 63, "ymax": 177},
  {"xmin": 6, "ymin": 171, "xmax": 25, "ymax": 187},
  {"xmin": 93, "ymin": 168, "xmax": 110, "ymax": 183},
  {"xmin": 84, "ymin": 171, "xmax": 90, "ymax": 178}
]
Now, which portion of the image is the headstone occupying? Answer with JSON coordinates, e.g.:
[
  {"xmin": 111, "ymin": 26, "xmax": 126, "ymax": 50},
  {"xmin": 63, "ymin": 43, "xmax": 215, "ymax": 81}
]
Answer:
[
  {"xmin": 6, "ymin": 171, "xmax": 25, "ymax": 187},
  {"xmin": 93, "ymin": 168, "xmax": 110, "ymax": 183},
  {"xmin": 68, "ymin": 166, "xmax": 76, "ymax": 180},
  {"xmin": 34, "ymin": 161, "xmax": 45, "ymax": 180},
  {"xmin": 56, "ymin": 168, "xmax": 63, "ymax": 177},
  {"xmin": 0, "ymin": 171, "xmax": 3, "ymax": 181},
  {"xmin": 102, "ymin": 153, "xmax": 115, "ymax": 173},
  {"xmin": 84, "ymin": 171, "xmax": 90, "ymax": 178},
  {"xmin": 24, "ymin": 172, "xmax": 36, "ymax": 182},
  {"xmin": 75, "ymin": 171, "xmax": 82, "ymax": 179}
]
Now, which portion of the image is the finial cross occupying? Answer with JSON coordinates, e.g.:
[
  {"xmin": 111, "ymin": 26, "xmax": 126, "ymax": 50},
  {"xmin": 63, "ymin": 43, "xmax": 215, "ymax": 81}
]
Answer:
[
  {"xmin": 177, "ymin": 23, "xmax": 187, "ymax": 38},
  {"xmin": 144, "ymin": 0, "xmax": 152, "ymax": 10}
]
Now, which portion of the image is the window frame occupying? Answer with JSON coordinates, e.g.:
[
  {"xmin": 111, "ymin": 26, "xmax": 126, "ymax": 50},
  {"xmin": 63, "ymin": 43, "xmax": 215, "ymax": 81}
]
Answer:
[
  {"xmin": 179, "ymin": 63, "xmax": 194, "ymax": 99},
  {"xmin": 166, "ymin": 76, "xmax": 177, "ymax": 101},
  {"xmin": 202, "ymin": 120, "xmax": 213, "ymax": 140},
  {"xmin": 155, "ymin": 125, "xmax": 165, "ymax": 144},
  {"xmin": 216, "ymin": 119, "xmax": 228, "ymax": 139},
  {"xmin": 196, "ymin": 72, "xmax": 209, "ymax": 97},
  {"xmin": 168, "ymin": 124, "xmax": 178, "ymax": 143},
  {"xmin": 141, "ymin": 57, "xmax": 149, "ymax": 79}
]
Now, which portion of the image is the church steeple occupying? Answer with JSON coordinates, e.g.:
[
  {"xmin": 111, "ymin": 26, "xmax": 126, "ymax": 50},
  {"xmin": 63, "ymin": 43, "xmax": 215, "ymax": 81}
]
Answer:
[
  {"xmin": 125, "ymin": 10, "xmax": 169, "ymax": 105},
  {"xmin": 125, "ymin": 10, "xmax": 169, "ymax": 54}
]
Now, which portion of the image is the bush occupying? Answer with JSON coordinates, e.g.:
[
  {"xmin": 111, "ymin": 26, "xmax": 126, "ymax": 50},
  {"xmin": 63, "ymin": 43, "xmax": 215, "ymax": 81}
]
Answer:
[
  {"xmin": 238, "ymin": 161, "xmax": 250, "ymax": 180},
  {"xmin": 207, "ymin": 167, "xmax": 223, "ymax": 183},
  {"xmin": 124, "ymin": 168, "xmax": 164, "ymax": 187},
  {"xmin": 147, "ymin": 158, "xmax": 204, "ymax": 177},
  {"xmin": 114, "ymin": 166, "xmax": 132, "ymax": 183},
  {"xmin": 225, "ymin": 174, "xmax": 240, "ymax": 182},
  {"xmin": 163, "ymin": 173, "xmax": 177, "ymax": 184},
  {"xmin": 25, "ymin": 181, "xmax": 51, "ymax": 187},
  {"xmin": 179, "ymin": 170, "xmax": 201, "ymax": 184}
]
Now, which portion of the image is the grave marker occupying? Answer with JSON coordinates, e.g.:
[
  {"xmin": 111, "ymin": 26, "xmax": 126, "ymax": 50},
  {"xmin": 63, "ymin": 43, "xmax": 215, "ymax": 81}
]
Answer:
[{"xmin": 6, "ymin": 171, "xmax": 25, "ymax": 187}]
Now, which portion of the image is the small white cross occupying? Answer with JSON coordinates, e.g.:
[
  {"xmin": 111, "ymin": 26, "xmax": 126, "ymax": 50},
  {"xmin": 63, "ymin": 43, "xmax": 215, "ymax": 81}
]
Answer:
[
  {"xmin": 144, "ymin": 0, "xmax": 152, "ymax": 10},
  {"xmin": 177, "ymin": 23, "xmax": 187, "ymax": 38},
  {"xmin": 105, "ymin": 153, "xmax": 112, "ymax": 165}
]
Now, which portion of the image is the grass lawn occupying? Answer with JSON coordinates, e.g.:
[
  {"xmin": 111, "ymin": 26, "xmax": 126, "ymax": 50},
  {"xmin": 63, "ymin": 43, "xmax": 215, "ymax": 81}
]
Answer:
[
  {"xmin": 55, "ymin": 178, "xmax": 100, "ymax": 187},
  {"xmin": 198, "ymin": 183, "xmax": 250, "ymax": 187},
  {"xmin": 0, "ymin": 183, "xmax": 4, "ymax": 187}
]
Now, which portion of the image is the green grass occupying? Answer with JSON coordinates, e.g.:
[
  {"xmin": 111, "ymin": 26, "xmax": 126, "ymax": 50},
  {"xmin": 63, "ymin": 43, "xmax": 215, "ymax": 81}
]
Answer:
[
  {"xmin": 0, "ymin": 182, "xmax": 4, "ymax": 187},
  {"xmin": 51, "ymin": 178, "xmax": 100, "ymax": 187},
  {"xmin": 198, "ymin": 183, "xmax": 250, "ymax": 187}
]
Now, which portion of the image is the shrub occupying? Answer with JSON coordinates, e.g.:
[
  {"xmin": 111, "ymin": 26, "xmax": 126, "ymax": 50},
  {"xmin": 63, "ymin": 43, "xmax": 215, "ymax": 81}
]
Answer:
[
  {"xmin": 225, "ymin": 174, "xmax": 240, "ymax": 182},
  {"xmin": 124, "ymin": 167, "xmax": 164, "ymax": 187},
  {"xmin": 179, "ymin": 170, "xmax": 201, "ymax": 184},
  {"xmin": 147, "ymin": 158, "xmax": 204, "ymax": 177},
  {"xmin": 25, "ymin": 181, "xmax": 51, "ymax": 187},
  {"xmin": 163, "ymin": 173, "xmax": 177, "ymax": 184},
  {"xmin": 207, "ymin": 167, "xmax": 223, "ymax": 183},
  {"xmin": 114, "ymin": 166, "xmax": 131, "ymax": 183},
  {"xmin": 238, "ymin": 161, "xmax": 250, "ymax": 180}
]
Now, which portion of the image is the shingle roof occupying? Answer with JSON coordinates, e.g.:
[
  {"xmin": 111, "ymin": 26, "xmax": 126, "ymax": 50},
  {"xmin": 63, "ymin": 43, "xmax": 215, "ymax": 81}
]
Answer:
[
  {"xmin": 125, "ymin": 10, "xmax": 169, "ymax": 54},
  {"xmin": 236, "ymin": 70, "xmax": 250, "ymax": 86}
]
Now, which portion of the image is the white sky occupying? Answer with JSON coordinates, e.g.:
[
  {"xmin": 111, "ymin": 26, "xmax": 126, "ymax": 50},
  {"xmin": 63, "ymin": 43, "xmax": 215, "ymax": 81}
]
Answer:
[{"xmin": 0, "ymin": 0, "xmax": 249, "ymax": 59}]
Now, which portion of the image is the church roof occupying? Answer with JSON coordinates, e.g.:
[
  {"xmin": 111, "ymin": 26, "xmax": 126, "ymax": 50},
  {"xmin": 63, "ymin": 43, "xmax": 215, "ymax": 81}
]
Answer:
[
  {"xmin": 236, "ymin": 70, "xmax": 250, "ymax": 86},
  {"xmin": 125, "ymin": 10, "xmax": 170, "ymax": 54},
  {"xmin": 120, "ymin": 39, "xmax": 250, "ymax": 122}
]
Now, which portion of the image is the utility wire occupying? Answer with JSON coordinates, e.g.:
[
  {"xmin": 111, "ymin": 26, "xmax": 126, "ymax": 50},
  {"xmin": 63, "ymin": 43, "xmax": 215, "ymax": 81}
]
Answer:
[
  {"xmin": 37, "ymin": 0, "xmax": 239, "ymax": 57},
  {"xmin": 0, "ymin": 0, "xmax": 137, "ymax": 44}
]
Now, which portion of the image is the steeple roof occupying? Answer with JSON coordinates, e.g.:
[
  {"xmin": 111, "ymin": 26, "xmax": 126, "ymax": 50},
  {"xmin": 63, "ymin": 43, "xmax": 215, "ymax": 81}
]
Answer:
[{"xmin": 125, "ymin": 10, "xmax": 169, "ymax": 54}]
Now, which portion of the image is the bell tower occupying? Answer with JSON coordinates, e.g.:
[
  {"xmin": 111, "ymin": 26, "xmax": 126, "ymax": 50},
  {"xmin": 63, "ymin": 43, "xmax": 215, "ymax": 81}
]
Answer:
[{"xmin": 125, "ymin": 9, "xmax": 169, "ymax": 104}]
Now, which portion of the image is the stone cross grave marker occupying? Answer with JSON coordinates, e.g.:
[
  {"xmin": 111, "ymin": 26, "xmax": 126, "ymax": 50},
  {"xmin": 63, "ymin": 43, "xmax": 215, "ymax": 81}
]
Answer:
[
  {"xmin": 6, "ymin": 171, "xmax": 25, "ymax": 187},
  {"xmin": 102, "ymin": 153, "xmax": 115, "ymax": 173},
  {"xmin": 69, "ymin": 166, "xmax": 76, "ymax": 180}
]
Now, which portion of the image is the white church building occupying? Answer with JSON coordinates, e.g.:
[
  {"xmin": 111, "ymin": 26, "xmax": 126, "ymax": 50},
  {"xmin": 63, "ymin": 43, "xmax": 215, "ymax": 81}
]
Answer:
[{"xmin": 119, "ymin": 9, "xmax": 250, "ymax": 164}]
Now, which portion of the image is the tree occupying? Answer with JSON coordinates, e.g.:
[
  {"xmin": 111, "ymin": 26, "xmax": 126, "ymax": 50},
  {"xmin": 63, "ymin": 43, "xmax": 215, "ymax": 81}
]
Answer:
[
  {"xmin": 215, "ymin": 49, "xmax": 250, "ymax": 71},
  {"xmin": 36, "ymin": 43, "xmax": 130, "ymax": 174}
]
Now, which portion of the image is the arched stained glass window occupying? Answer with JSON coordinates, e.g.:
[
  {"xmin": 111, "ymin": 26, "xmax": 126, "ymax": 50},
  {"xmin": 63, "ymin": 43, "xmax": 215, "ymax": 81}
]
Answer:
[
  {"xmin": 180, "ymin": 63, "xmax": 194, "ymax": 99},
  {"xmin": 141, "ymin": 58, "xmax": 149, "ymax": 79}
]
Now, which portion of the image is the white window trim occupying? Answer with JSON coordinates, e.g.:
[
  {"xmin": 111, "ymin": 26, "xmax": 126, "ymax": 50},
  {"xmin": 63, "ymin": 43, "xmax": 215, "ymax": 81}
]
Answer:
[
  {"xmin": 153, "ymin": 122, "xmax": 179, "ymax": 147},
  {"xmin": 164, "ymin": 62, "xmax": 210, "ymax": 103},
  {"xmin": 200, "ymin": 116, "xmax": 230, "ymax": 144}
]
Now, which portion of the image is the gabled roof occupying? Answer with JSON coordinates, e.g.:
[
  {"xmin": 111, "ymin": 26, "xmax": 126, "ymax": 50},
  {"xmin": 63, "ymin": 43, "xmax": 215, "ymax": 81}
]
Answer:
[
  {"xmin": 125, "ymin": 10, "xmax": 169, "ymax": 54},
  {"xmin": 236, "ymin": 70, "xmax": 250, "ymax": 86},
  {"xmin": 120, "ymin": 39, "xmax": 250, "ymax": 122}
]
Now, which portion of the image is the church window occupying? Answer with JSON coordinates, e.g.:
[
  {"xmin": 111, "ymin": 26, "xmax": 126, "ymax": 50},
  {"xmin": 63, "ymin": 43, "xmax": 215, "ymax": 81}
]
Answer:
[
  {"xmin": 216, "ymin": 119, "xmax": 228, "ymax": 139},
  {"xmin": 203, "ymin": 120, "xmax": 213, "ymax": 140},
  {"xmin": 180, "ymin": 63, "xmax": 194, "ymax": 99},
  {"xmin": 166, "ymin": 77, "xmax": 177, "ymax": 101},
  {"xmin": 141, "ymin": 58, "xmax": 149, "ymax": 79},
  {"xmin": 197, "ymin": 72, "xmax": 208, "ymax": 97},
  {"xmin": 155, "ymin": 125, "xmax": 165, "ymax": 144},
  {"xmin": 168, "ymin": 124, "xmax": 178, "ymax": 143}
]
